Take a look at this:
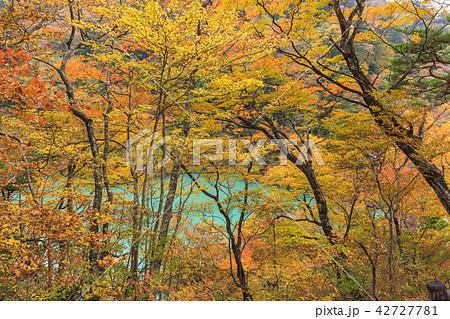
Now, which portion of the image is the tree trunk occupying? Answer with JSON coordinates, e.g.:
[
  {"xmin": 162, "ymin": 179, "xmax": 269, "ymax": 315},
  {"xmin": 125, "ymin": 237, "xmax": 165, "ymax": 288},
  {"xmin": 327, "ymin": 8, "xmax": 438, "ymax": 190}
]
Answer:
[
  {"xmin": 296, "ymin": 159, "xmax": 336, "ymax": 244},
  {"xmin": 58, "ymin": 58, "xmax": 104, "ymax": 297},
  {"xmin": 150, "ymin": 154, "xmax": 181, "ymax": 273},
  {"xmin": 151, "ymin": 120, "xmax": 190, "ymax": 272}
]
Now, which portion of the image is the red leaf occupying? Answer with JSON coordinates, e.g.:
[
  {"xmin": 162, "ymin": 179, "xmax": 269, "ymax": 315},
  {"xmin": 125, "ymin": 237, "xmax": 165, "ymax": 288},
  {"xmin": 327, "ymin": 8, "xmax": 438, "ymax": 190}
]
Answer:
[
  {"xmin": 30, "ymin": 77, "xmax": 39, "ymax": 87},
  {"xmin": 56, "ymin": 91, "xmax": 65, "ymax": 99}
]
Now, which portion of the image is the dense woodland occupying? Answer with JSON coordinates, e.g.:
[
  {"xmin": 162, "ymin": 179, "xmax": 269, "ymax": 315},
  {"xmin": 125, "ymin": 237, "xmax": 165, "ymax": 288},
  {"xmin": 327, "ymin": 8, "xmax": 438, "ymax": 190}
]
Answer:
[{"xmin": 0, "ymin": 0, "xmax": 449, "ymax": 301}]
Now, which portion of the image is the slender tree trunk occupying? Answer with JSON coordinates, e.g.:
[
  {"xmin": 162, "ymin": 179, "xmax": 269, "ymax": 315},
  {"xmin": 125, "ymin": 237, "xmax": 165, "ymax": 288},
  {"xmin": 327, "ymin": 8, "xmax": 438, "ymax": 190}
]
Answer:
[
  {"xmin": 387, "ymin": 210, "xmax": 395, "ymax": 298},
  {"xmin": 181, "ymin": 163, "xmax": 253, "ymax": 300},
  {"xmin": 57, "ymin": 52, "xmax": 104, "ymax": 298},
  {"xmin": 130, "ymin": 174, "xmax": 140, "ymax": 283},
  {"xmin": 295, "ymin": 158, "xmax": 336, "ymax": 243},
  {"xmin": 151, "ymin": 120, "xmax": 190, "ymax": 273},
  {"xmin": 100, "ymin": 63, "xmax": 114, "ymax": 262}
]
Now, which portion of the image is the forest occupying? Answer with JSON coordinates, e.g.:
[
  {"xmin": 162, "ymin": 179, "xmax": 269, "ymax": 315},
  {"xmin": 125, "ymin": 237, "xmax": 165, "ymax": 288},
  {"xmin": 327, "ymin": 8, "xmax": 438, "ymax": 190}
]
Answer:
[{"xmin": 0, "ymin": 0, "xmax": 449, "ymax": 301}]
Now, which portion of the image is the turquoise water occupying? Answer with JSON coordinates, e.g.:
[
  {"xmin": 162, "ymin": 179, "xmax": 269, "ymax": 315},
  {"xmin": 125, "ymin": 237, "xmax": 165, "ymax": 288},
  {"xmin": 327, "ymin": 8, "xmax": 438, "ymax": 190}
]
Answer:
[
  {"xmin": 112, "ymin": 174, "xmax": 264, "ymax": 227},
  {"xmin": 18, "ymin": 173, "xmax": 298, "ymax": 228},
  {"xmin": 178, "ymin": 176, "xmax": 262, "ymax": 226}
]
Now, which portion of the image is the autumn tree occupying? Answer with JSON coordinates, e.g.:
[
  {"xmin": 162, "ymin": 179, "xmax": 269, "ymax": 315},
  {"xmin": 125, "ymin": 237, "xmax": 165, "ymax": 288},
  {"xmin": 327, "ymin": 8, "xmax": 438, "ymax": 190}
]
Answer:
[{"xmin": 257, "ymin": 0, "xmax": 450, "ymax": 214}]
